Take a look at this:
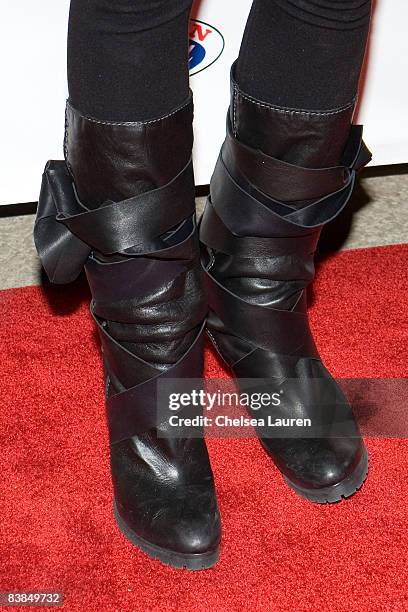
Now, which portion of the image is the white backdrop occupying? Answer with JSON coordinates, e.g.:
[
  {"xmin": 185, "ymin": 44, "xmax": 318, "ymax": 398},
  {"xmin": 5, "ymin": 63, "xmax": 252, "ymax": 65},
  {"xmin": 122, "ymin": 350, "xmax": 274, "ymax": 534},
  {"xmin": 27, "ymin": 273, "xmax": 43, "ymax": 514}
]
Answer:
[{"xmin": 1, "ymin": 0, "xmax": 407, "ymax": 205}]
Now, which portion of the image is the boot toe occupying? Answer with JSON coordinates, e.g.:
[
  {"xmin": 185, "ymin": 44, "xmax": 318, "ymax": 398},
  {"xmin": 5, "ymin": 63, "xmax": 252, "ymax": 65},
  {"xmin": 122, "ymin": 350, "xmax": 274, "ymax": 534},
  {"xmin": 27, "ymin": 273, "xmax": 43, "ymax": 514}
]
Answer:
[
  {"xmin": 279, "ymin": 440, "xmax": 369, "ymax": 503},
  {"xmin": 115, "ymin": 483, "xmax": 221, "ymax": 561},
  {"xmin": 265, "ymin": 437, "xmax": 365, "ymax": 489}
]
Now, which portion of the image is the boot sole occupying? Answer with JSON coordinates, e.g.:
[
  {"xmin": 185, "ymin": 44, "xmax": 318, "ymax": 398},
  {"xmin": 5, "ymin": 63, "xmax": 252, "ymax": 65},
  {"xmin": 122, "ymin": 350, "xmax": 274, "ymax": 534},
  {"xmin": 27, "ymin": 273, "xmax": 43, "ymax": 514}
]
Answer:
[
  {"xmin": 281, "ymin": 445, "xmax": 369, "ymax": 504},
  {"xmin": 113, "ymin": 501, "xmax": 220, "ymax": 570}
]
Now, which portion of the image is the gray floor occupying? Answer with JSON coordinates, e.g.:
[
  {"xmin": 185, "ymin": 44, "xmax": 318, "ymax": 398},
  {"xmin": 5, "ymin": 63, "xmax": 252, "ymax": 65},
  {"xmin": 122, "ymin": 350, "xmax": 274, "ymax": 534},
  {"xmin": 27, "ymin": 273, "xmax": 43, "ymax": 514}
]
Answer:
[{"xmin": 1, "ymin": 172, "xmax": 407, "ymax": 290}]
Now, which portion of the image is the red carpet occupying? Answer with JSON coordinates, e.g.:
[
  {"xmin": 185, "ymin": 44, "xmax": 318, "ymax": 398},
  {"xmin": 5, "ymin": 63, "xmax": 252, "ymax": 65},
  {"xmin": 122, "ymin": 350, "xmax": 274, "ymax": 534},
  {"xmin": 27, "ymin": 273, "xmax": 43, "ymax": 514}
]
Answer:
[{"xmin": 1, "ymin": 244, "xmax": 407, "ymax": 611}]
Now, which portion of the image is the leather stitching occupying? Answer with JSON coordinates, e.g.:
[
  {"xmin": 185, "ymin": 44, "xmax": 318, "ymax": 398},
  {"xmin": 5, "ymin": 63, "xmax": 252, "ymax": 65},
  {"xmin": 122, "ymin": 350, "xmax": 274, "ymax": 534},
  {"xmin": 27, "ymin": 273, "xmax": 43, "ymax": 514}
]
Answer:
[
  {"xmin": 236, "ymin": 90, "xmax": 355, "ymax": 117},
  {"xmin": 232, "ymin": 84, "xmax": 238, "ymax": 137},
  {"xmin": 65, "ymin": 96, "xmax": 192, "ymax": 127}
]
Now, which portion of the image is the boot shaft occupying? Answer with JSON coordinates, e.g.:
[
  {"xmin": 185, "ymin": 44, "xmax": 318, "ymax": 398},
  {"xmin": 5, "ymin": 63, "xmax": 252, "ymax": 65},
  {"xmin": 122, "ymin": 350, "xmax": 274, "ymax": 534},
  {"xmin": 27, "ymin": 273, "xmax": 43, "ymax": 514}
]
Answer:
[{"xmin": 64, "ymin": 96, "xmax": 194, "ymax": 208}]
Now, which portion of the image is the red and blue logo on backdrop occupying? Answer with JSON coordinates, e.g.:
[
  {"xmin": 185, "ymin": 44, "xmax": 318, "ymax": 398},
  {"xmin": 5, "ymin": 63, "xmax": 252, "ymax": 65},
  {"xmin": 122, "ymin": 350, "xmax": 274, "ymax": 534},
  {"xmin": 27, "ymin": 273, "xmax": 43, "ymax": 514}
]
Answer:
[{"xmin": 189, "ymin": 19, "xmax": 225, "ymax": 76}]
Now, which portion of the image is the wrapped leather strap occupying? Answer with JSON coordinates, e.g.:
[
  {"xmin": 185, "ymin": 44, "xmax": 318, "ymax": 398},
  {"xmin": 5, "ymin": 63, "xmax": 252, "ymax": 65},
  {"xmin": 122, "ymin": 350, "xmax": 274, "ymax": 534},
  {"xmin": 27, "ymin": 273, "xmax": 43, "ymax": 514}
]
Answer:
[
  {"xmin": 224, "ymin": 122, "xmax": 371, "ymax": 203},
  {"xmin": 210, "ymin": 124, "xmax": 370, "ymax": 239},
  {"xmin": 85, "ymin": 225, "xmax": 198, "ymax": 308},
  {"xmin": 206, "ymin": 273, "xmax": 318, "ymax": 358},
  {"xmin": 210, "ymin": 155, "xmax": 357, "ymax": 238},
  {"xmin": 103, "ymin": 321, "xmax": 206, "ymax": 444},
  {"xmin": 63, "ymin": 159, "xmax": 194, "ymax": 253},
  {"xmin": 200, "ymin": 199, "xmax": 320, "ymax": 258},
  {"xmin": 34, "ymin": 158, "xmax": 195, "ymax": 283}
]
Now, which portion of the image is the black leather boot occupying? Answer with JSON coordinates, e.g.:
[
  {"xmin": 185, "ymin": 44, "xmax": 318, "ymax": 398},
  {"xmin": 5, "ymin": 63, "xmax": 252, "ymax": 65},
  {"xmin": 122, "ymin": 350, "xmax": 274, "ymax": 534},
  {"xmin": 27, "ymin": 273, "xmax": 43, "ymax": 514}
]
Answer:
[
  {"xmin": 34, "ymin": 97, "xmax": 221, "ymax": 569},
  {"xmin": 200, "ymin": 69, "xmax": 371, "ymax": 504}
]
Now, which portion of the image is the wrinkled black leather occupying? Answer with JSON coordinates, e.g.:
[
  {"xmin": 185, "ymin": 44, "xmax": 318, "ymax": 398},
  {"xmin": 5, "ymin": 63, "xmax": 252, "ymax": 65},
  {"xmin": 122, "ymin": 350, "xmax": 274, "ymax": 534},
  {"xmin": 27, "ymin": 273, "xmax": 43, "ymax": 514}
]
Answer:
[
  {"xmin": 200, "ymin": 73, "xmax": 371, "ymax": 493},
  {"xmin": 34, "ymin": 97, "xmax": 221, "ymax": 560}
]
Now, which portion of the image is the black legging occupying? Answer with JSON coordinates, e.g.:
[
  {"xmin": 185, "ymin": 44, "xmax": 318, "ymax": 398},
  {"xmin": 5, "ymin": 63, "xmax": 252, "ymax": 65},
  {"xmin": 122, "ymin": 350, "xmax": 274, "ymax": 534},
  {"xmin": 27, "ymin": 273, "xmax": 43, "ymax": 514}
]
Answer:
[{"xmin": 68, "ymin": 0, "xmax": 371, "ymax": 121}]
